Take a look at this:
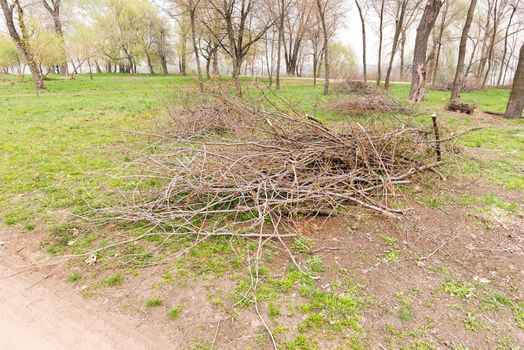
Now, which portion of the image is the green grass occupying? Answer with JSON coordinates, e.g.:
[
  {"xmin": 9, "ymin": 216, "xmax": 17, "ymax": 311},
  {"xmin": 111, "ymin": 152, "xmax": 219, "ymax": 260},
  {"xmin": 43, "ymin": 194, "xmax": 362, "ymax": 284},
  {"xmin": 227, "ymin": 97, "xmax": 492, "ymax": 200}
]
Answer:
[
  {"xmin": 167, "ymin": 306, "xmax": 182, "ymax": 320},
  {"xmin": 145, "ymin": 297, "xmax": 163, "ymax": 307},
  {"xmin": 0, "ymin": 74, "xmax": 193, "ymax": 228},
  {"xmin": 102, "ymin": 273, "xmax": 124, "ymax": 287},
  {"xmin": 1, "ymin": 73, "xmax": 522, "ymax": 232},
  {"xmin": 66, "ymin": 271, "xmax": 82, "ymax": 282},
  {"xmin": 444, "ymin": 280, "xmax": 475, "ymax": 298},
  {"xmin": 2, "ymin": 73, "xmax": 523, "ymax": 349}
]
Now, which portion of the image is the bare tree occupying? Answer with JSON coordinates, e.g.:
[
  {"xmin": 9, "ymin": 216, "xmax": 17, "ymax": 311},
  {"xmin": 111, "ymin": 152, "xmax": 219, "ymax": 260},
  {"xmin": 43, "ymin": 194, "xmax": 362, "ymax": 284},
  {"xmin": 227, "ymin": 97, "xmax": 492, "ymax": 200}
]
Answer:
[
  {"xmin": 497, "ymin": 1, "xmax": 519, "ymax": 87},
  {"xmin": 316, "ymin": 0, "xmax": 330, "ymax": 95},
  {"xmin": 283, "ymin": 0, "xmax": 313, "ymax": 76},
  {"xmin": 505, "ymin": 42, "xmax": 524, "ymax": 118},
  {"xmin": 188, "ymin": 0, "xmax": 204, "ymax": 91},
  {"xmin": 0, "ymin": 0, "xmax": 45, "ymax": 89},
  {"xmin": 156, "ymin": 21, "xmax": 171, "ymax": 75},
  {"xmin": 384, "ymin": 0, "xmax": 408, "ymax": 90},
  {"xmin": 375, "ymin": 0, "xmax": 385, "ymax": 86},
  {"xmin": 354, "ymin": 0, "xmax": 367, "ymax": 83},
  {"xmin": 398, "ymin": 1, "xmax": 423, "ymax": 81},
  {"xmin": 482, "ymin": 0, "xmax": 506, "ymax": 88},
  {"xmin": 42, "ymin": 0, "xmax": 68, "ymax": 75},
  {"xmin": 409, "ymin": 0, "xmax": 443, "ymax": 102},
  {"xmin": 276, "ymin": 0, "xmax": 284, "ymax": 89},
  {"xmin": 210, "ymin": 0, "xmax": 275, "ymax": 97},
  {"xmin": 450, "ymin": 0, "xmax": 478, "ymax": 103}
]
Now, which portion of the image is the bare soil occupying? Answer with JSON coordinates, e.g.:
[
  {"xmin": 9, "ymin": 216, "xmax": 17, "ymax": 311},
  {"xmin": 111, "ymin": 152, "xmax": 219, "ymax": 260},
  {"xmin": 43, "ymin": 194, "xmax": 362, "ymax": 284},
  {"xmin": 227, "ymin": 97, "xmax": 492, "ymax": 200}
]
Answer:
[{"xmin": 0, "ymin": 228, "xmax": 176, "ymax": 350}]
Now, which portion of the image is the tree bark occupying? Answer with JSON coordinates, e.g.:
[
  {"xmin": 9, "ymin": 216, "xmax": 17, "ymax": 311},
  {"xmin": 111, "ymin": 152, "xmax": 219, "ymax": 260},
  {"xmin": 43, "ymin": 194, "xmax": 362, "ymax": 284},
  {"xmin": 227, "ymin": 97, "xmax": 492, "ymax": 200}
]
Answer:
[
  {"xmin": 476, "ymin": 0, "xmax": 494, "ymax": 82},
  {"xmin": 212, "ymin": 48, "xmax": 219, "ymax": 75},
  {"xmin": 355, "ymin": 0, "xmax": 367, "ymax": 83},
  {"xmin": 376, "ymin": 0, "xmax": 385, "ymax": 86},
  {"xmin": 505, "ymin": 43, "xmax": 524, "ymax": 119},
  {"xmin": 276, "ymin": 0, "xmax": 284, "ymax": 90},
  {"xmin": 409, "ymin": 0, "xmax": 443, "ymax": 102},
  {"xmin": 316, "ymin": 0, "xmax": 330, "ymax": 95},
  {"xmin": 385, "ymin": 0, "xmax": 407, "ymax": 91},
  {"xmin": 189, "ymin": 1, "xmax": 204, "ymax": 92},
  {"xmin": 482, "ymin": 0, "xmax": 500, "ymax": 88},
  {"xmin": 430, "ymin": 1, "xmax": 448, "ymax": 86},
  {"xmin": 146, "ymin": 53, "xmax": 155, "ymax": 74},
  {"xmin": 449, "ymin": 0, "xmax": 477, "ymax": 102},
  {"xmin": 497, "ymin": 3, "xmax": 517, "ymax": 87}
]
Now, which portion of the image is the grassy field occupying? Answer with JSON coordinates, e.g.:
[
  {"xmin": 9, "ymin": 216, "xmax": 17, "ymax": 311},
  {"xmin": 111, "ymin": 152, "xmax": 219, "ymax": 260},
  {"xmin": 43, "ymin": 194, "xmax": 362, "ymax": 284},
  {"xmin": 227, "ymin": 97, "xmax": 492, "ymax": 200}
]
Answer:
[
  {"xmin": 1, "ymin": 74, "xmax": 521, "ymax": 228},
  {"xmin": 1, "ymin": 73, "xmax": 523, "ymax": 349}
]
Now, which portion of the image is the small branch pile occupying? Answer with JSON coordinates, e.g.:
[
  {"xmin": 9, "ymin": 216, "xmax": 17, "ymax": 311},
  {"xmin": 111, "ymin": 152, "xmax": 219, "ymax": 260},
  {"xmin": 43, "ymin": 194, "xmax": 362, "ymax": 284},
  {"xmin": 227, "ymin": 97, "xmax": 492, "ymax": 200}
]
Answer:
[
  {"xmin": 334, "ymin": 80, "xmax": 378, "ymax": 95},
  {"xmin": 109, "ymin": 91, "xmax": 442, "ymax": 237},
  {"xmin": 166, "ymin": 92, "xmax": 259, "ymax": 139},
  {"xmin": 446, "ymin": 100, "xmax": 476, "ymax": 115},
  {"xmin": 327, "ymin": 93, "xmax": 406, "ymax": 114},
  {"xmin": 433, "ymin": 80, "xmax": 481, "ymax": 92}
]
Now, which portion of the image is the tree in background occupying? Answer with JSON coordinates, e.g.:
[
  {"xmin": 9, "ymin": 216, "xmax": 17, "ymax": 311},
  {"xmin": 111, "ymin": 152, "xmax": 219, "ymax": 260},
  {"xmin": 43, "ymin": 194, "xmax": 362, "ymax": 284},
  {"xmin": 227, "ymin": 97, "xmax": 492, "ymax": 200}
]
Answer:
[
  {"xmin": 354, "ymin": 0, "xmax": 367, "ymax": 83},
  {"xmin": 384, "ymin": 0, "xmax": 408, "ymax": 91},
  {"xmin": 42, "ymin": 0, "xmax": 68, "ymax": 75},
  {"xmin": 316, "ymin": 0, "xmax": 331, "ymax": 95},
  {"xmin": 449, "ymin": 0, "xmax": 478, "ymax": 103},
  {"xmin": 409, "ymin": 0, "xmax": 443, "ymax": 102},
  {"xmin": 0, "ymin": 34, "xmax": 21, "ymax": 73},
  {"xmin": 0, "ymin": 0, "xmax": 46, "ymax": 89},
  {"xmin": 505, "ymin": 42, "xmax": 524, "ymax": 119},
  {"xmin": 209, "ymin": 0, "xmax": 276, "ymax": 97},
  {"xmin": 374, "ymin": 0, "xmax": 385, "ymax": 86}
]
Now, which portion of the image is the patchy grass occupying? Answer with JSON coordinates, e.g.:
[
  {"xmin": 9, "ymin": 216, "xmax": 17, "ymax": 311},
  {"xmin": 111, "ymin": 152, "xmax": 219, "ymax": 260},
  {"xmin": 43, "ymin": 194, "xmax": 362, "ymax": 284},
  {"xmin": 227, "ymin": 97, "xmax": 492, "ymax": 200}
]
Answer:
[
  {"xmin": 66, "ymin": 271, "xmax": 82, "ymax": 283},
  {"xmin": 2, "ymin": 74, "xmax": 524, "ymax": 348},
  {"xmin": 444, "ymin": 280, "xmax": 475, "ymax": 298},
  {"xmin": 102, "ymin": 273, "xmax": 124, "ymax": 287},
  {"xmin": 145, "ymin": 297, "xmax": 163, "ymax": 307},
  {"xmin": 167, "ymin": 306, "xmax": 182, "ymax": 320}
]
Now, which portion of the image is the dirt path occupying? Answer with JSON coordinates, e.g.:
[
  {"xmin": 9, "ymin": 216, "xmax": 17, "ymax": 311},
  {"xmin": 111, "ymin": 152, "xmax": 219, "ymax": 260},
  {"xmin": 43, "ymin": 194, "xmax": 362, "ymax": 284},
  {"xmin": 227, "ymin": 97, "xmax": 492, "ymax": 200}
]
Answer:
[{"xmin": 0, "ymin": 229, "xmax": 176, "ymax": 350}]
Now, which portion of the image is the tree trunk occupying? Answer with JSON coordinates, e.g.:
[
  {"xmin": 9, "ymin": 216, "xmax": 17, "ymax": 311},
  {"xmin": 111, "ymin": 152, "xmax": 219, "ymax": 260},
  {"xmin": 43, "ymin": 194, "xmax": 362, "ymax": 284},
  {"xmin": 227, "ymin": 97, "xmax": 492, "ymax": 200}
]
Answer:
[
  {"xmin": 450, "ymin": 0, "xmax": 477, "ymax": 102},
  {"xmin": 431, "ymin": 1, "xmax": 448, "ymax": 86},
  {"xmin": 385, "ymin": 1, "xmax": 407, "ymax": 91},
  {"xmin": 189, "ymin": 5, "xmax": 204, "ymax": 92},
  {"xmin": 146, "ymin": 53, "xmax": 155, "ymax": 74},
  {"xmin": 376, "ymin": 0, "xmax": 385, "ymax": 86},
  {"xmin": 42, "ymin": 0, "xmax": 68, "ymax": 76},
  {"xmin": 399, "ymin": 32, "xmax": 406, "ymax": 81},
  {"xmin": 316, "ymin": 0, "xmax": 330, "ymax": 95},
  {"xmin": 476, "ymin": 1, "xmax": 494, "ymax": 82},
  {"xmin": 276, "ymin": 0, "xmax": 284, "ymax": 90},
  {"xmin": 505, "ymin": 43, "xmax": 524, "ymax": 119},
  {"xmin": 409, "ymin": 0, "xmax": 443, "ymax": 102},
  {"xmin": 205, "ymin": 55, "xmax": 211, "ymax": 79},
  {"xmin": 95, "ymin": 61, "xmax": 102, "ymax": 73},
  {"xmin": 212, "ymin": 49, "xmax": 219, "ymax": 75},
  {"xmin": 482, "ymin": 0, "xmax": 500, "ymax": 88},
  {"xmin": 160, "ymin": 55, "xmax": 168, "ymax": 75},
  {"xmin": 355, "ymin": 0, "xmax": 367, "ymax": 83},
  {"xmin": 497, "ymin": 4, "xmax": 516, "ymax": 87}
]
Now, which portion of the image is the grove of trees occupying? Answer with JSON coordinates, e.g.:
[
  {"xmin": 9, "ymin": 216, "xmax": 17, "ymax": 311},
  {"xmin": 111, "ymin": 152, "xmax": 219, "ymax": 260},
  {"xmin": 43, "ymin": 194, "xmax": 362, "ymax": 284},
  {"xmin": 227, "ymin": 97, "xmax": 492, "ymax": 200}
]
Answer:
[{"xmin": 1, "ymin": 0, "xmax": 524, "ymax": 116}]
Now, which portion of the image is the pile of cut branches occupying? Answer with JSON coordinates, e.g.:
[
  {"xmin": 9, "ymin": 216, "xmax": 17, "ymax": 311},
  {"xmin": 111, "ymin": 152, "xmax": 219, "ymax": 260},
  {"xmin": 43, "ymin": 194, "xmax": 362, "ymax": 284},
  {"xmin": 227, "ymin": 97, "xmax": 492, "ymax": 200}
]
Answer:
[
  {"xmin": 166, "ymin": 92, "xmax": 260, "ymax": 139},
  {"xmin": 107, "ymin": 91, "xmax": 443, "ymax": 238},
  {"xmin": 327, "ymin": 93, "xmax": 407, "ymax": 114},
  {"xmin": 446, "ymin": 100, "xmax": 476, "ymax": 115},
  {"xmin": 433, "ymin": 80, "xmax": 481, "ymax": 92},
  {"xmin": 334, "ymin": 80, "xmax": 378, "ymax": 95}
]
